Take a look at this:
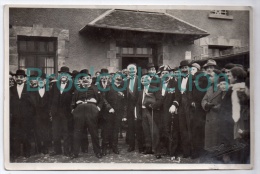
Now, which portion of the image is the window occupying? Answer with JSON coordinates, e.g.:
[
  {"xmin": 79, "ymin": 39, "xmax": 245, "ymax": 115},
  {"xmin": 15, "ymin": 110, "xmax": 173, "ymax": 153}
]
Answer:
[
  {"xmin": 116, "ymin": 47, "xmax": 152, "ymax": 55},
  {"xmin": 209, "ymin": 10, "xmax": 233, "ymax": 20},
  {"xmin": 18, "ymin": 36, "xmax": 57, "ymax": 74}
]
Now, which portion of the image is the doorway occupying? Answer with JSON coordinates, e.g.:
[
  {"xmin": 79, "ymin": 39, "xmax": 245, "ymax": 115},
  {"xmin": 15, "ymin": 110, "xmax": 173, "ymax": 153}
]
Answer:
[{"xmin": 122, "ymin": 57, "xmax": 149, "ymax": 71}]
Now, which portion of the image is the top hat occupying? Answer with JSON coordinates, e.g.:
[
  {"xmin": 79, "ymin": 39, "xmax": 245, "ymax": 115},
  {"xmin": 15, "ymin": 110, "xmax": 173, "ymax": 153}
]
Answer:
[
  {"xmin": 179, "ymin": 60, "xmax": 190, "ymax": 68},
  {"xmin": 203, "ymin": 59, "xmax": 217, "ymax": 68},
  {"xmin": 191, "ymin": 63, "xmax": 201, "ymax": 70},
  {"xmin": 146, "ymin": 63, "xmax": 155, "ymax": 70},
  {"xmin": 80, "ymin": 69, "xmax": 89, "ymax": 74},
  {"xmin": 100, "ymin": 68, "xmax": 109, "ymax": 74},
  {"xmin": 58, "ymin": 66, "xmax": 71, "ymax": 74},
  {"xmin": 14, "ymin": 69, "xmax": 27, "ymax": 77}
]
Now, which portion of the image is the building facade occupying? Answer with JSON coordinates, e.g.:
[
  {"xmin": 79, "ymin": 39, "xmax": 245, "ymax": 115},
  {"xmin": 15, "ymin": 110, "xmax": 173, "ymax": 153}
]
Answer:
[{"xmin": 9, "ymin": 8, "xmax": 250, "ymax": 74}]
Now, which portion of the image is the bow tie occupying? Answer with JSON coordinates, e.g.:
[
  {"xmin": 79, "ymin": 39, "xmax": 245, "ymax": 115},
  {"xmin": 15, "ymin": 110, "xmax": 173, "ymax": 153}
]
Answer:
[
  {"xmin": 61, "ymin": 82, "xmax": 66, "ymax": 84},
  {"xmin": 183, "ymin": 75, "xmax": 189, "ymax": 78},
  {"xmin": 39, "ymin": 87, "xmax": 44, "ymax": 89}
]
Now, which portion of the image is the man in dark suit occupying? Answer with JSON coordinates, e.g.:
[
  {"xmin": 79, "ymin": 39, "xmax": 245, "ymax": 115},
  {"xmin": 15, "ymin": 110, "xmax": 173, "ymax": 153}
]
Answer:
[
  {"xmin": 157, "ymin": 66, "xmax": 180, "ymax": 159},
  {"xmin": 146, "ymin": 63, "xmax": 161, "ymax": 87},
  {"xmin": 30, "ymin": 73, "xmax": 51, "ymax": 154},
  {"xmin": 70, "ymin": 70, "xmax": 103, "ymax": 159},
  {"xmin": 169, "ymin": 60, "xmax": 193, "ymax": 158},
  {"xmin": 97, "ymin": 68, "xmax": 112, "ymax": 156},
  {"xmin": 49, "ymin": 66, "xmax": 74, "ymax": 157},
  {"xmin": 10, "ymin": 69, "xmax": 35, "ymax": 159},
  {"xmin": 126, "ymin": 64, "xmax": 143, "ymax": 152},
  {"xmin": 136, "ymin": 73, "xmax": 163, "ymax": 158},
  {"xmin": 102, "ymin": 72, "xmax": 126, "ymax": 154}
]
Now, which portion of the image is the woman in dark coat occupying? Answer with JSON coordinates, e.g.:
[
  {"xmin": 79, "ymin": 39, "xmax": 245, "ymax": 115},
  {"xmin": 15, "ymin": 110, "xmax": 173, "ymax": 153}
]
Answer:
[{"xmin": 201, "ymin": 77, "xmax": 228, "ymax": 152}]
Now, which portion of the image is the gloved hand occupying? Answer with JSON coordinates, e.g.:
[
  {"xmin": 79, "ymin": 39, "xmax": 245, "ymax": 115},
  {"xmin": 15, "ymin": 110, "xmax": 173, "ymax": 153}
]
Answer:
[
  {"xmin": 109, "ymin": 108, "xmax": 115, "ymax": 113},
  {"xmin": 169, "ymin": 105, "xmax": 176, "ymax": 113}
]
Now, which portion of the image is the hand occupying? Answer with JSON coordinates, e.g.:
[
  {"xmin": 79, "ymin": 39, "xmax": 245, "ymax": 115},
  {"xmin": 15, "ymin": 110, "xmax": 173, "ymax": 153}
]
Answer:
[
  {"xmin": 109, "ymin": 108, "xmax": 115, "ymax": 113},
  {"xmin": 50, "ymin": 116, "xmax": 52, "ymax": 122},
  {"xmin": 87, "ymin": 98, "xmax": 97, "ymax": 103},
  {"xmin": 122, "ymin": 118, "xmax": 127, "ymax": 122},
  {"xmin": 76, "ymin": 100, "xmax": 83, "ymax": 104},
  {"xmin": 97, "ymin": 106, "xmax": 100, "ymax": 111},
  {"xmin": 71, "ymin": 109, "xmax": 74, "ymax": 114},
  {"xmin": 205, "ymin": 102, "xmax": 215, "ymax": 110},
  {"xmin": 238, "ymin": 129, "xmax": 244, "ymax": 134},
  {"xmin": 169, "ymin": 105, "xmax": 176, "ymax": 113},
  {"xmin": 191, "ymin": 102, "xmax": 196, "ymax": 108}
]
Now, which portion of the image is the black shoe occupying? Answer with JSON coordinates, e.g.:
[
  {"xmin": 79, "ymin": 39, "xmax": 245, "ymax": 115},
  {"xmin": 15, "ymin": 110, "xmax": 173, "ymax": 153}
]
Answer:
[
  {"xmin": 143, "ymin": 147, "xmax": 153, "ymax": 154},
  {"xmin": 112, "ymin": 147, "xmax": 120, "ymax": 154},
  {"xmin": 82, "ymin": 149, "xmax": 88, "ymax": 153},
  {"xmin": 127, "ymin": 146, "xmax": 135, "ymax": 152},
  {"xmin": 139, "ymin": 148, "xmax": 144, "ymax": 153},
  {"xmin": 96, "ymin": 153, "xmax": 102, "ymax": 158},
  {"xmin": 49, "ymin": 152, "xmax": 61, "ymax": 156},
  {"xmin": 183, "ymin": 154, "xmax": 190, "ymax": 158},
  {"xmin": 24, "ymin": 154, "xmax": 30, "ymax": 158},
  {"xmin": 42, "ymin": 149, "xmax": 48, "ymax": 155},
  {"xmin": 64, "ymin": 152, "xmax": 71, "ymax": 157},
  {"xmin": 70, "ymin": 154, "xmax": 78, "ymax": 159},
  {"xmin": 155, "ymin": 155, "xmax": 162, "ymax": 159}
]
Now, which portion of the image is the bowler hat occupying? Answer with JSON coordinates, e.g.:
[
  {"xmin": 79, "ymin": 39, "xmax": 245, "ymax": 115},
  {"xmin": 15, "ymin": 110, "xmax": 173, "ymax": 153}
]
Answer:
[
  {"xmin": 72, "ymin": 70, "xmax": 79, "ymax": 78},
  {"xmin": 14, "ymin": 69, "xmax": 27, "ymax": 77},
  {"xmin": 40, "ymin": 73, "xmax": 47, "ymax": 79},
  {"xmin": 58, "ymin": 66, "xmax": 71, "ymax": 75},
  {"xmin": 146, "ymin": 63, "xmax": 155, "ymax": 70},
  {"xmin": 100, "ymin": 68, "xmax": 109, "ymax": 74},
  {"xmin": 80, "ymin": 69, "xmax": 91, "ymax": 77},
  {"xmin": 179, "ymin": 60, "xmax": 190, "ymax": 68},
  {"xmin": 224, "ymin": 63, "xmax": 235, "ymax": 70}
]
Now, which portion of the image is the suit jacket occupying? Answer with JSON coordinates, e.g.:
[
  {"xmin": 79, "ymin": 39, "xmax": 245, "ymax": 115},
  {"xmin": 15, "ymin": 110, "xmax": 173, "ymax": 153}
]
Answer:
[
  {"xmin": 172, "ymin": 74, "xmax": 193, "ymax": 108},
  {"xmin": 136, "ymin": 85, "xmax": 163, "ymax": 120},
  {"xmin": 126, "ymin": 76, "xmax": 141, "ymax": 106},
  {"xmin": 50, "ymin": 80, "xmax": 74, "ymax": 116},
  {"xmin": 71, "ymin": 84, "xmax": 103, "ymax": 110},
  {"xmin": 10, "ymin": 83, "xmax": 35, "ymax": 130},
  {"xmin": 31, "ymin": 88, "xmax": 51, "ymax": 118}
]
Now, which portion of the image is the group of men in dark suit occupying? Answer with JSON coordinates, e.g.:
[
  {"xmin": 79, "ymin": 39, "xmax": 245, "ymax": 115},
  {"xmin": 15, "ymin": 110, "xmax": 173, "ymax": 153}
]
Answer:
[{"xmin": 9, "ymin": 59, "xmax": 229, "ymax": 161}]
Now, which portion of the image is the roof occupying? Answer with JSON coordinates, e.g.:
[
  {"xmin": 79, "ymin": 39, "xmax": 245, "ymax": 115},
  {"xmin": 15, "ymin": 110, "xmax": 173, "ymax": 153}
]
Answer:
[{"xmin": 80, "ymin": 9, "xmax": 209, "ymax": 37}]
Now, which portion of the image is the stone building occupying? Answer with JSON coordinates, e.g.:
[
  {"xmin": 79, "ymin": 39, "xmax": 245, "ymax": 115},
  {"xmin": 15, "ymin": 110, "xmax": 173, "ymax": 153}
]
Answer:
[{"xmin": 9, "ymin": 8, "xmax": 250, "ymax": 74}]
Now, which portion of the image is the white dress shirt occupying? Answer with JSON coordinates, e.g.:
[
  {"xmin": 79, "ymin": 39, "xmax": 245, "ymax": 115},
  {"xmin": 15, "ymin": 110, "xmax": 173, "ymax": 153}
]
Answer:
[
  {"xmin": 17, "ymin": 83, "xmax": 24, "ymax": 99},
  {"xmin": 142, "ymin": 85, "xmax": 149, "ymax": 108},
  {"xmin": 39, "ymin": 87, "xmax": 45, "ymax": 98},
  {"xmin": 162, "ymin": 82, "xmax": 168, "ymax": 96},
  {"xmin": 60, "ymin": 83, "xmax": 67, "ymax": 94},
  {"xmin": 180, "ymin": 76, "xmax": 188, "ymax": 94},
  {"xmin": 129, "ymin": 77, "xmax": 135, "ymax": 93}
]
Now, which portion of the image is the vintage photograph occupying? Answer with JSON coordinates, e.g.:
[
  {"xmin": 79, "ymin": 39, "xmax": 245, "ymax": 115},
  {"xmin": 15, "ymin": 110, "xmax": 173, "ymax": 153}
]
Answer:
[{"xmin": 4, "ymin": 5, "xmax": 252, "ymax": 170}]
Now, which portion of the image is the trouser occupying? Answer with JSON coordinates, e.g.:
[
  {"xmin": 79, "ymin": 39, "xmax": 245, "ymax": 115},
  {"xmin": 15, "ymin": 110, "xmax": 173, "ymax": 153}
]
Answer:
[
  {"xmin": 52, "ymin": 114, "xmax": 70, "ymax": 155},
  {"xmin": 126, "ymin": 106, "xmax": 135, "ymax": 148},
  {"xmin": 81, "ymin": 126, "xmax": 89, "ymax": 152},
  {"xmin": 72, "ymin": 103, "xmax": 101, "ymax": 155},
  {"xmin": 102, "ymin": 112, "xmax": 122, "ymax": 148},
  {"xmin": 190, "ymin": 107, "xmax": 206, "ymax": 156},
  {"xmin": 35, "ymin": 116, "xmax": 50, "ymax": 153},
  {"xmin": 10, "ymin": 117, "xmax": 32, "ymax": 157},
  {"xmin": 178, "ymin": 94, "xmax": 191, "ymax": 157},
  {"xmin": 142, "ymin": 108, "xmax": 161, "ymax": 155},
  {"xmin": 161, "ymin": 110, "xmax": 179, "ymax": 156}
]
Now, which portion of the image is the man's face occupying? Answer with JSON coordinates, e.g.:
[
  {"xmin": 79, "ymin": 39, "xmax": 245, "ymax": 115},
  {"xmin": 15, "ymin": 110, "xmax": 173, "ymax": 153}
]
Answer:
[
  {"xmin": 81, "ymin": 75, "xmax": 92, "ymax": 86},
  {"xmin": 100, "ymin": 75, "xmax": 109, "ymax": 83},
  {"xmin": 95, "ymin": 72, "xmax": 100, "ymax": 77},
  {"xmin": 173, "ymin": 71, "xmax": 180, "ymax": 78},
  {"xmin": 191, "ymin": 67, "xmax": 198, "ymax": 75},
  {"xmin": 225, "ymin": 69, "xmax": 231, "ymax": 79},
  {"xmin": 15, "ymin": 75, "xmax": 25, "ymax": 85},
  {"xmin": 128, "ymin": 66, "xmax": 137, "ymax": 77},
  {"xmin": 229, "ymin": 73, "xmax": 236, "ymax": 84},
  {"xmin": 30, "ymin": 78, "xmax": 38, "ymax": 88},
  {"xmin": 219, "ymin": 81, "xmax": 229, "ymax": 92},
  {"xmin": 141, "ymin": 75, "xmax": 151, "ymax": 86},
  {"xmin": 37, "ymin": 77, "xmax": 46, "ymax": 88},
  {"xmin": 60, "ymin": 73, "xmax": 69, "ymax": 82},
  {"xmin": 148, "ymin": 67, "xmax": 156, "ymax": 76},
  {"xmin": 161, "ymin": 71, "xmax": 170, "ymax": 81},
  {"xmin": 206, "ymin": 66, "xmax": 215, "ymax": 74},
  {"xmin": 114, "ymin": 74, "xmax": 123, "ymax": 84},
  {"xmin": 181, "ymin": 66, "xmax": 189, "ymax": 74}
]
